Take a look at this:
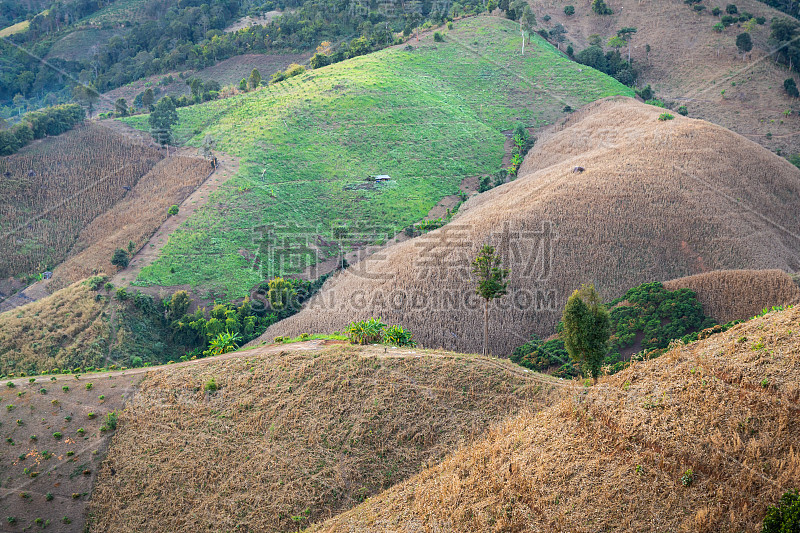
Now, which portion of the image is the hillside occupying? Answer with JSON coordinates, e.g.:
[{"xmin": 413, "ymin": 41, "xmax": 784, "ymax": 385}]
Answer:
[
  {"xmin": 664, "ymin": 269, "xmax": 800, "ymax": 323},
  {"xmin": 529, "ymin": 0, "xmax": 800, "ymax": 155},
  {"xmin": 259, "ymin": 97, "xmax": 800, "ymax": 355},
  {"xmin": 87, "ymin": 344, "xmax": 560, "ymax": 532},
  {"xmin": 118, "ymin": 15, "xmax": 634, "ymax": 299},
  {"xmin": 309, "ymin": 305, "xmax": 800, "ymax": 532},
  {"xmin": 50, "ymin": 152, "xmax": 214, "ymax": 290},
  {"xmin": 0, "ymin": 123, "xmax": 163, "ymax": 281}
]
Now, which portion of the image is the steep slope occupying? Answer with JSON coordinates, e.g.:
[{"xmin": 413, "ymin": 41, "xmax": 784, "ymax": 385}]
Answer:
[
  {"xmin": 664, "ymin": 269, "xmax": 800, "ymax": 323},
  {"xmin": 530, "ymin": 0, "xmax": 800, "ymax": 155},
  {"xmin": 260, "ymin": 97, "xmax": 800, "ymax": 354},
  {"xmin": 0, "ymin": 123, "xmax": 163, "ymax": 281},
  {"xmin": 119, "ymin": 15, "xmax": 634, "ymax": 299},
  {"xmin": 87, "ymin": 345, "xmax": 560, "ymax": 532},
  {"xmin": 310, "ymin": 305, "xmax": 800, "ymax": 532}
]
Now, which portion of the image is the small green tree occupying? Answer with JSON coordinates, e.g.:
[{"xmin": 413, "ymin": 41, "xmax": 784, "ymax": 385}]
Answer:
[
  {"xmin": 591, "ymin": 0, "xmax": 612, "ymax": 15},
  {"xmin": 471, "ymin": 245, "xmax": 509, "ymax": 357},
  {"xmin": 168, "ymin": 290, "xmax": 191, "ymax": 320},
  {"xmin": 736, "ymin": 32, "xmax": 752, "ymax": 59},
  {"xmin": 564, "ymin": 5, "xmax": 575, "ymax": 15},
  {"xmin": 267, "ymin": 277, "xmax": 296, "ymax": 310},
  {"xmin": 110, "ymin": 249, "xmax": 129, "ymax": 269},
  {"xmin": 726, "ymin": 3, "xmax": 738, "ymax": 14},
  {"xmin": 114, "ymin": 98, "xmax": 128, "ymax": 117},
  {"xmin": 248, "ymin": 68, "xmax": 262, "ymax": 89},
  {"xmin": 149, "ymin": 96, "xmax": 178, "ymax": 153},
  {"xmin": 141, "ymin": 88, "xmax": 155, "ymax": 111},
  {"xmin": 785, "ymin": 78, "xmax": 799, "ymax": 98},
  {"xmin": 561, "ymin": 284, "xmax": 610, "ymax": 383}
]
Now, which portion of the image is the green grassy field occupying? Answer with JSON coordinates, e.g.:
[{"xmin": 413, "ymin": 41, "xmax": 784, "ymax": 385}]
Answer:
[{"xmin": 121, "ymin": 16, "xmax": 633, "ymax": 300}]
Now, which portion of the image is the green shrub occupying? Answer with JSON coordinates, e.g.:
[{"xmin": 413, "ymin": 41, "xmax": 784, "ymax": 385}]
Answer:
[
  {"xmin": 62, "ymin": 386, "xmax": 69, "ymax": 392},
  {"xmin": 433, "ymin": 32, "xmax": 444, "ymax": 42},
  {"xmin": 6, "ymin": 382, "xmax": 13, "ymax": 388},
  {"xmin": 85, "ymin": 383, "xmax": 93, "ymax": 390},
  {"xmin": 658, "ymin": 113, "xmax": 675, "ymax": 121},
  {"xmin": 681, "ymin": 468, "xmax": 694, "ymax": 487},
  {"xmin": 298, "ymin": 333, "xmax": 311, "ymax": 341},
  {"xmin": 346, "ymin": 318, "xmax": 387, "ymax": 345},
  {"xmin": 101, "ymin": 411, "xmax": 118, "ymax": 432},
  {"xmin": 204, "ymin": 378, "xmax": 218, "ymax": 392},
  {"xmin": 381, "ymin": 325, "xmax": 417, "ymax": 347},
  {"xmin": 763, "ymin": 489, "xmax": 800, "ymax": 533},
  {"xmin": 591, "ymin": 0, "xmax": 612, "ymax": 15},
  {"xmin": 52, "ymin": 432, "xmax": 62, "ymax": 440},
  {"xmin": 167, "ymin": 204, "xmax": 179, "ymax": 216},
  {"xmin": 677, "ymin": 105, "xmax": 688, "ymax": 116},
  {"xmin": 564, "ymin": 5, "xmax": 575, "ymax": 15},
  {"xmin": 111, "ymin": 248, "xmax": 129, "ymax": 269}
]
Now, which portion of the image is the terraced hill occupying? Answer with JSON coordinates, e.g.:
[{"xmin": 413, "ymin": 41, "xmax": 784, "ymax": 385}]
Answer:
[
  {"xmin": 260, "ymin": 97, "xmax": 800, "ymax": 354},
  {"xmin": 309, "ymin": 304, "xmax": 800, "ymax": 532},
  {"xmin": 119, "ymin": 15, "xmax": 634, "ymax": 299}
]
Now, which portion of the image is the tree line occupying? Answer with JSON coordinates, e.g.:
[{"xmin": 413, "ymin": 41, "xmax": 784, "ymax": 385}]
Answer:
[{"xmin": 0, "ymin": 103, "xmax": 84, "ymax": 156}]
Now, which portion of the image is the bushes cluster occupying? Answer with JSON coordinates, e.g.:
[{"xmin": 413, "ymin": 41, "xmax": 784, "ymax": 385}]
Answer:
[
  {"xmin": 0, "ymin": 104, "xmax": 84, "ymax": 156},
  {"xmin": 575, "ymin": 45, "xmax": 638, "ymax": 87},
  {"xmin": 345, "ymin": 318, "xmax": 417, "ymax": 347},
  {"xmin": 512, "ymin": 282, "xmax": 723, "ymax": 376}
]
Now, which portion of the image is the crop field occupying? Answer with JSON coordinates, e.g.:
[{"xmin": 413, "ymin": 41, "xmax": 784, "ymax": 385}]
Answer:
[
  {"xmin": 0, "ymin": 369, "xmax": 137, "ymax": 533},
  {"xmin": 88, "ymin": 344, "xmax": 560, "ymax": 532},
  {"xmin": 0, "ymin": 124, "xmax": 162, "ymax": 281},
  {"xmin": 51, "ymin": 154, "xmax": 213, "ymax": 289},
  {"xmin": 121, "ymin": 16, "xmax": 633, "ymax": 299},
  {"xmin": 262, "ymin": 97, "xmax": 800, "ymax": 355},
  {"xmin": 80, "ymin": 0, "xmax": 150, "ymax": 25}
]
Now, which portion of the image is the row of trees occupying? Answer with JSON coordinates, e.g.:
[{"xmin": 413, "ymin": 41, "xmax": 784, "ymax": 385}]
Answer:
[
  {"xmin": 574, "ymin": 30, "xmax": 640, "ymax": 87},
  {"xmin": 0, "ymin": 103, "xmax": 84, "ymax": 156}
]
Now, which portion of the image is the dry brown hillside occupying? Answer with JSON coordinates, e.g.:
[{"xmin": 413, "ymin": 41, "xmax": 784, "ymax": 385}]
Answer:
[
  {"xmin": 87, "ymin": 345, "xmax": 560, "ymax": 533},
  {"xmin": 531, "ymin": 0, "xmax": 800, "ymax": 155},
  {"xmin": 664, "ymin": 269, "xmax": 800, "ymax": 322},
  {"xmin": 310, "ymin": 305, "xmax": 800, "ymax": 533},
  {"xmin": 50, "ymin": 153, "xmax": 213, "ymax": 289},
  {"xmin": 259, "ymin": 97, "xmax": 800, "ymax": 354},
  {"xmin": 0, "ymin": 123, "xmax": 162, "ymax": 281}
]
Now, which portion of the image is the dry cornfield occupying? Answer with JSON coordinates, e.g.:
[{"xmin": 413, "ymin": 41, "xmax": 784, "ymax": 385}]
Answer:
[
  {"xmin": 0, "ymin": 123, "xmax": 162, "ymax": 280},
  {"xmin": 50, "ymin": 154, "xmax": 213, "ymax": 289},
  {"xmin": 309, "ymin": 305, "xmax": 800, "ymax": 532},
  {"xmin": 87, "ymin": 345, "xmax": 560, "ymax": 533},
  {"xmin": 664, "ymin": 269, "xmax": 800, "ymax": 324},
  {"xmin": 259, "ymin": 97, "xmax": 800, "ymax": 355}
]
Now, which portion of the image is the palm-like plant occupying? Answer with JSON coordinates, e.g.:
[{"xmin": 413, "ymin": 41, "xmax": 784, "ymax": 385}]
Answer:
[{"xmin": 208, "ymin": 330, "xmax": 242, "ymax": 356}]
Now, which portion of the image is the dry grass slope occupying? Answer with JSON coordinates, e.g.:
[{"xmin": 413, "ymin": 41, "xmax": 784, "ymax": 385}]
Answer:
[
  {"xmin": 0, "ymin": 124, "xmax": 163, "ymax": 279},
  {"xmin": 260, "ymin": 97, "xmax": 800, "ymax": 354},
  {"xmin": 51, "ymin": 154, "xmax": 213, "ymax": 289},
  {"xmin": 88, "ymin": 345, "xmax": 560, "ymax": 533},
  {"xmin": 311, "ymin": 305, "xmax": 800, "ymax": 532},
  {"xmin": 664, "ymin": 269, "xmax": 800, "ymax": 323},
  {"xmin": 0, "ymin": 281, "xmax": 108, "ymax": 375},
  {"xmin": 530, "ymin": 0, "xmax": 800, "ymax": 155}
]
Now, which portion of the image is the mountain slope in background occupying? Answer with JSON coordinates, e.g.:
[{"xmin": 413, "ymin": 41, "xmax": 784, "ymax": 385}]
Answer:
[
  {"xmin": 530, "ymin": 0, "xmax": 800, "ymax": 155},
  {"xmin": 259, "ymin": 97, "xmax": 800, "ymax": 354}
]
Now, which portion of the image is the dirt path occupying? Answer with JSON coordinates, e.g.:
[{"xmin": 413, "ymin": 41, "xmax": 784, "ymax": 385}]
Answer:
[{"xmin": 111, "ymin": 152, "xmax": 240, "ymax": 288}]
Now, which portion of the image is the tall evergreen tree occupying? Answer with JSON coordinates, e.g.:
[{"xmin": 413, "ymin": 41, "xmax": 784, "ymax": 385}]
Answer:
[{"xmin": 562, "ymin": 284, "xmax": 610, "ymax": 383}]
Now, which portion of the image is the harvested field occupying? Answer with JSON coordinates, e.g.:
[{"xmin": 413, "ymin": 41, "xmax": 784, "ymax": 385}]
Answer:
[
  {"xmin": 51, "ymin": 153, "xmax": 214, "ymax": 289},
  {"xmin": 0, "ymin": 123, "xmax": 162, "ymax": 280},
  {"xmin": 88, "ymin": 345, "xmax": 560, "ymax": 532},
  {"xmin": 664, "ymin": 269, "xmax": 800, "ymax": 323},
  {"xmin": 260, "ymin": 97, "xmax": 800, "ymax": 354},
  {"xmin": 310, "ymin": 304, "xmax": 800, "ymax": 532}
]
